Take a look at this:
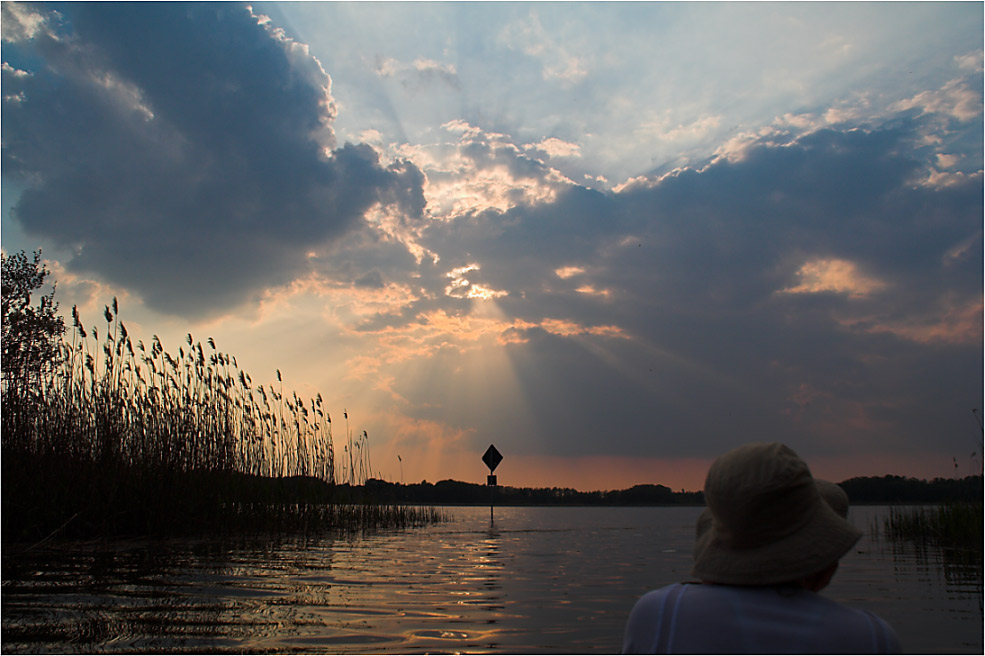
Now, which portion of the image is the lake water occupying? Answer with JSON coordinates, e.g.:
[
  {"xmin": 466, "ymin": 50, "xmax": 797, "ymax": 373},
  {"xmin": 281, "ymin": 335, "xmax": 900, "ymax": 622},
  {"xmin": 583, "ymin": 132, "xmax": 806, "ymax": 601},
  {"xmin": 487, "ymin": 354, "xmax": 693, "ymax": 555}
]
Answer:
[{"xmin": 2, "ymin": 505, "xmax": 981, "ymax": 653}]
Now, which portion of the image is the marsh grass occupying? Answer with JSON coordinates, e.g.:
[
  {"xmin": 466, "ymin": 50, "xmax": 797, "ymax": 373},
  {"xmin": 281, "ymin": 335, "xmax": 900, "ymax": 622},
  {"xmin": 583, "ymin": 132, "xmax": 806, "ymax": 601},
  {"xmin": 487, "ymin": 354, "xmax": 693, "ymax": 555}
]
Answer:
[
  {"xmin": 883, "ymin": 503, "xmax": 984, "ymax": 547},
  {"xmin": 880, "ymin": 503, "xmax": 984, "ymax": 609},
  {"xmin": 2, "ymin": 300, "xmax": 438, "ymax": 542}
]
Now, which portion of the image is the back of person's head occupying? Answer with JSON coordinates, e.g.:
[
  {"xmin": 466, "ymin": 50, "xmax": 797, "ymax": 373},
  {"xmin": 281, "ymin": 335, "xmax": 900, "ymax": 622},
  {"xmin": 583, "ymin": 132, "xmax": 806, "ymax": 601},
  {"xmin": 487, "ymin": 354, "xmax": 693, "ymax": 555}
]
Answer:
[{"xmin": 692, "ymin": 442, "xmax": 862, "ymax": 586}]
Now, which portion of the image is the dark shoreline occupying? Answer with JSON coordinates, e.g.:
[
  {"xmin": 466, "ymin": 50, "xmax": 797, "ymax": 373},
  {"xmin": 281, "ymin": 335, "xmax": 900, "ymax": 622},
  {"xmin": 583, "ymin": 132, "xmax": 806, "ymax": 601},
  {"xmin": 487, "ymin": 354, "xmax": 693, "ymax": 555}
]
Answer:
[
  {"xmin": 4, "ymin": 452, "xmax": 980, "ymax": 545},
  {"xmin": 340, "ymin": 474, "xmax": 983, "ymax": 507}
]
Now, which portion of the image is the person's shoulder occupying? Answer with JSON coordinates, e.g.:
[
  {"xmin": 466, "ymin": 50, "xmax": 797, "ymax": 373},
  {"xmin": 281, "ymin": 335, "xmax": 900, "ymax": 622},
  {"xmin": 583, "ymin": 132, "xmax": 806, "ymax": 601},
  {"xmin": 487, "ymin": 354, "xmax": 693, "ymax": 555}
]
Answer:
[
  {"xmin": 845, "ymin": 606, "xmax": 902, "ymax": 653},
  {"xmin": 812, "ymin": 592, "xmax": 886, "ymax": 620},
  {"xmin": 623, "ymin": 583, "xmax": 692, "ymax": 654},
  {"xmin": 812, "ymin": 594, "xmax": 902, "ymax": 653},
  {"xmin": 629, "ymin": 582, "xmax": 688, "ymax": 610}
]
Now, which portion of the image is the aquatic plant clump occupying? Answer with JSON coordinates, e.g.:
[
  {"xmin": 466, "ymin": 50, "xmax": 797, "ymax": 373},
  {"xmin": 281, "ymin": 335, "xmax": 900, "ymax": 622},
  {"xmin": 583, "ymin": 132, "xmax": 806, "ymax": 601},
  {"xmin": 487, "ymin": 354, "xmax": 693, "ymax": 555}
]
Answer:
[
  {"xmin": 1, "ymin": 299, "xmax": 427, "ymax": 541},
  {"xmin": 881, "ymin": 503, "xmax": 983, "ymax": 600},
  {"xmin": 882, "ymin": 503, "xmax": 984, "ymax": 548}
]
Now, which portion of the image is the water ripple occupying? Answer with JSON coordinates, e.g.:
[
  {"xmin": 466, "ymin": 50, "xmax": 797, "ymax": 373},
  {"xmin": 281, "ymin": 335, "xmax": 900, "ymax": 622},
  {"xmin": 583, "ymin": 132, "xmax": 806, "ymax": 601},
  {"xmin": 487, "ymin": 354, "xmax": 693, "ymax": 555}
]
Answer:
[{"xmin": 2, "ymin": 506, "xmax": 980, "ymax": 653}]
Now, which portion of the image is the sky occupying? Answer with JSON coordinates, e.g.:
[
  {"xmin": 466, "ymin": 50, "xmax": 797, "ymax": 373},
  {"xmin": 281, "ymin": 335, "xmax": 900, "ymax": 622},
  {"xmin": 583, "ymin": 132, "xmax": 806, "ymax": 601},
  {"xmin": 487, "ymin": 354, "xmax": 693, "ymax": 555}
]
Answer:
[{"xmin": 1, "ymin": 2, "xmax": 982, "ymax": 491}]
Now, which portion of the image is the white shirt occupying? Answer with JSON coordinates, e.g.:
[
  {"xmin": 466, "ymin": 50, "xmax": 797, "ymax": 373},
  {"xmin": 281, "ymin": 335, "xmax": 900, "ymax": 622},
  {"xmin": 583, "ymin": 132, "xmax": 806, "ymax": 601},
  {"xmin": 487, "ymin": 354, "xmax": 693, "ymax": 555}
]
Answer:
[{"xmin": 622, "ymin": 582, "xmax": 902, "ymax": 654}]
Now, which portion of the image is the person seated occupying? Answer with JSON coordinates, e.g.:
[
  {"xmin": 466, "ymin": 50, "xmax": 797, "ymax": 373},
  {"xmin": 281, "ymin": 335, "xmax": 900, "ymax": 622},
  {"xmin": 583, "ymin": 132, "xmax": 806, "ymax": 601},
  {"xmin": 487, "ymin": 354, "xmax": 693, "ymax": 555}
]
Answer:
[{"xmin": 622, "ymin": 442, "xmax": 901, "ymax": 654}]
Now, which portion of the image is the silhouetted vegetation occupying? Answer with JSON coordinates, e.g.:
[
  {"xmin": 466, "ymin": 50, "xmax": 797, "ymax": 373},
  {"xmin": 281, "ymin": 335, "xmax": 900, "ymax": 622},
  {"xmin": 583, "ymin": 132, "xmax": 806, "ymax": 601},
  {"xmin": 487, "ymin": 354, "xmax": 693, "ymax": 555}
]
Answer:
[
  {"xmin": 358, "ymin": 479, "xmax": 705, "ymax": 506},
  {"xmin": 353, "ymin": 475, "xmax": 981, "ymax": 507},
  {"xmin": 1, "ymin": 251, "xmax": 439, "ymax": 543},
  {"xmin": 882, "ymin": 502, "xmax": 983, "ymax": 547},
  {"xmin": 839, "ymin": 474, "xmax": 982, "ymax": 504},
  {"xmin": 880, "ymin": 502, "xmax": 983, "ymax": 593},
  {"xmin": 2, "ymin": 250, "xmax": 65, "ymax": 393},
  {"xmin": 856, "ymin": 475, "xmax": 983, "ymax": 584}
]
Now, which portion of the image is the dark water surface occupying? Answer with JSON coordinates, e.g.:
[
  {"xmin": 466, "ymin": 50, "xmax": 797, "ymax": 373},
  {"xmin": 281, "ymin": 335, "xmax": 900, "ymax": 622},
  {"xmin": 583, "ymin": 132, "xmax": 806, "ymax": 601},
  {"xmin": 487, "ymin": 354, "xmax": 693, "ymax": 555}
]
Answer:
[{"xmin": 2, "ymin": 506, "xmax": 981, "ymax": 653}]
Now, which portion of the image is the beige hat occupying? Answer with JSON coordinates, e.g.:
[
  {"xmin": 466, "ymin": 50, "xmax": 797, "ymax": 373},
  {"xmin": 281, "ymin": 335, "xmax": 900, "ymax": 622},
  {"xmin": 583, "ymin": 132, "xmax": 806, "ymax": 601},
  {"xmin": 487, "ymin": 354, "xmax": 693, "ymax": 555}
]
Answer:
[
  {"xmin": 815, "ymin": 478, "xmax": 850, "ymax": 519},
  {"xmin": 692, "ymin": 442, "xmax": 862, "ymax": 585},
  {"xmin": 694, "ymin": 478, "xmax": 851, "ymax": 540}
]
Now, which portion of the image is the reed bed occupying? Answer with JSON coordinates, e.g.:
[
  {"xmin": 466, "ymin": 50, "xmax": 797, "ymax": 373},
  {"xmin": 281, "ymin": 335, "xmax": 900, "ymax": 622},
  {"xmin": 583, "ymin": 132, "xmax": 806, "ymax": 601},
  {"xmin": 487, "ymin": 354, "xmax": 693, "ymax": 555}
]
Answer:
[
  {"xmin": 881, "ymin": 503, "xmax": 983, "ymax": 594},
  {"xmin": 882, "ymin": 502, "xmax": 983, "ymax": 548},
  {"xmin": 1, "ymin": 300, "xmax": 437, "ymax": 542}
]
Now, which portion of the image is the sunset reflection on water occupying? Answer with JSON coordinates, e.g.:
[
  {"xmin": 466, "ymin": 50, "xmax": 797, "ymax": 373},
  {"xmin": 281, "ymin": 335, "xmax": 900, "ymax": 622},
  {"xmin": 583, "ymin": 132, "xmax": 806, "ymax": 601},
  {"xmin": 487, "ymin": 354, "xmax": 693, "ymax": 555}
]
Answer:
[{"xmin": 2, "ymin": 506, "xmax": 981, "ymax": 654}]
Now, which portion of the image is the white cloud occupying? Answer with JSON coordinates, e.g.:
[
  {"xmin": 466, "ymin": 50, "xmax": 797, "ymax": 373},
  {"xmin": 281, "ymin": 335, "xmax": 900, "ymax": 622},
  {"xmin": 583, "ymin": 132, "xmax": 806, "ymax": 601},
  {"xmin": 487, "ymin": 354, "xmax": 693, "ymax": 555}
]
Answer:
[
  {"xmin": 498, "ymin": 12, "xmax": 588, "ymax": 85},
  {"xmin": 414, "ymin": 58, "xmax": 456, "ymax": 76},
  {"xmin": 362, "ymin": 203, "xmax": 437, "ymax": 266},
  {"xmin": 357, "ymin": 128, "xmax": 383, "ymax": 144},
  {"xmin": 378, "ymin": 56, "xmax": 457, "ymax": 78},
  {"xmin": 1, "ymin": 62, "xmax": 31, "ymax": 77},
  {"xmin": 387, "ymin": 121, "xmax": 575, "ymax": 221},
  {"xmin": 555, "ymin": 266, "xmax": 585, "ymax": 279},
  {"xmin": 637, "ymin": 112, "xmax": 723, "ymax": 142},
  {"xmin": 376, "ymin": 56, "xmax": 459, "ymax": 91},
  {"xmin": 954, "ymin": 50, "xmax": 983, "ymax": 73},
  {"xmin": 611, "ymin": 175, "xmax": 654, "ymax": 193},
  {"xmin": 90, "ymin": 70, "xmax": 155, "ymax": 121},
  {"xmin": 255, "ymin": 273, "xmax": 421, "ymax": 328},
  {"xmin": 526, "ymin": 137, "xmax": 581, "ymax": 159},
  {"xmin": 426, "ymin": 163, "xmax": 562, "ymax": 219},
  {"xmin": 441, "ymin": 119, "xmax": 484, "ymax": 139},
  {"xmin": 840, "ymin": 297, "xmax": 983, "ymax": 346},
  {"xmin": 1, "ymin": 2, "xmax": 51, "ymax": 42},
  {"xmin": 893, "ymin": 79, "xmax": 982, "ymax": 121},
  {"xmin": 543, "ymin": 54, "xmax": 587, "ymax": 84},
  {"xmin": 575, "ymin": 285, "xmax": 611, "ymax": 298},
  {"xmin": 775, "ymin": 112, "xmax": 819, "ymax": 130},
  {"xmin": 823, "ymin": 104, "xmax": 864, "ymax": 125},
  {"xmin": 444, "ymin": 264, "xmax": 507, "ymax": 300},
  {"xmin": 917, "ymin": 168, "xmax": 981, "ymax": 190},
  {"xmin": 780, "ymin": 258, "xmax": 887, "ymax": 298},
  {"xmin": 709, "ymin": 127, "xmax": 773, "ymax": 164}
]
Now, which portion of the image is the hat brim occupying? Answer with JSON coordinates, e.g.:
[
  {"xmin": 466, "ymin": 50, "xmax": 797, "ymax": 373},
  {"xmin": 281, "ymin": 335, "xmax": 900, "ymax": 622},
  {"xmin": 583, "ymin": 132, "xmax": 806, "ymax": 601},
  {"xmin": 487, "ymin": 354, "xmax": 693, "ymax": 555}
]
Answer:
[{"xmin": 691, "ymin": 499, "xmax": 862, "ymax": 585}]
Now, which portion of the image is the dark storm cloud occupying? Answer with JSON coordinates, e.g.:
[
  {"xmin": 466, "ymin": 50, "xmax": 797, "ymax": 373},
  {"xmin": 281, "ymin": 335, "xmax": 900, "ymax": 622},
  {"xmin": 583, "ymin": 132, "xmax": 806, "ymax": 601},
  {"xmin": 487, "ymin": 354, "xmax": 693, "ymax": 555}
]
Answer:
[
  {"xmin": 1, "ymin": 2, "xmax": 425, "ymax": 316},
  {"xmin": 415, "ymin": 121, "xmax": 983, "ymax": 462}
]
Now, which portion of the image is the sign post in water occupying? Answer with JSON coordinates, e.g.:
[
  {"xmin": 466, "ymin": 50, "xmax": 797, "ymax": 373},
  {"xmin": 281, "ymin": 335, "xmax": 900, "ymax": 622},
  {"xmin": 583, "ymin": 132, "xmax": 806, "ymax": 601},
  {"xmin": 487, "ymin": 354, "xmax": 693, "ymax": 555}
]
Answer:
[{"xmin": 482, "ymin": 444, "xmax": 503, "ymax": 521}]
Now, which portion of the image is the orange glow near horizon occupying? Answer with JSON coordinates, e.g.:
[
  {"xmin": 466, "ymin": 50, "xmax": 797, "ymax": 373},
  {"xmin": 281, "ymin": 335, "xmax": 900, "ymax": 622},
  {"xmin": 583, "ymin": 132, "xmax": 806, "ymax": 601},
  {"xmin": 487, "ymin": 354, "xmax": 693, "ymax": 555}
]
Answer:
[
  {"xmin": 369, "ymin": 447, "xmax": 714, "ymax": 492},
  {"xmin": 496, "ymin": 454, "xmax": 713, "ymax": 492},
  {"xmin": 368, "ymin": 443, "xmax": 977, "ymax": 494}
]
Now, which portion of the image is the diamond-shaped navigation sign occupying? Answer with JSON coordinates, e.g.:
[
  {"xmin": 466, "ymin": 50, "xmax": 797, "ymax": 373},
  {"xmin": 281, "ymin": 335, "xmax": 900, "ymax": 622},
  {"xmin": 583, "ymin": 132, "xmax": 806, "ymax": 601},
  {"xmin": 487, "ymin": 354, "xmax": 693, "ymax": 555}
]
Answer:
[{"xmin": 482, "ymin": 444, "xmax": 503, "ymax": 473}]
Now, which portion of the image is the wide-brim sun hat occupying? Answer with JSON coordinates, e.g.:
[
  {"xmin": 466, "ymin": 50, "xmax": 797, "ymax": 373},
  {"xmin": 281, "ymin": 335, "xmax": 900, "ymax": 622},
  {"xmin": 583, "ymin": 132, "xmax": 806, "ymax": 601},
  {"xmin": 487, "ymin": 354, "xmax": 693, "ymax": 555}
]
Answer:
[
  {"xmin": 693, "ymin": 477, "xmax": 851, "ymax": 545},
  {"xmin": 692, "ymin": 442, "xmax": 863, "ymax": 586},
  {"xmin": 693, "ymin": 478, "xmax": 851, "ymax": 540},
  {"xmin": 814, "ymin": 478, "xmax": 850, "ymax": 519}
]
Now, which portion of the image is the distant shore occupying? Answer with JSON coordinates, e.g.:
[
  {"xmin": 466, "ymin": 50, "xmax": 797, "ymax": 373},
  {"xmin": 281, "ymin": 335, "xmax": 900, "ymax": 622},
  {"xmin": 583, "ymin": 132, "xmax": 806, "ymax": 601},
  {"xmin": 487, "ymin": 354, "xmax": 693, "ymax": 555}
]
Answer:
[
  {"xmin": 343, "ymin": 474, "xmax": 982, "ymax": 507},
  {"xmin": 5, "ymin": 452, "xmax": 980, "ymax": 544}
]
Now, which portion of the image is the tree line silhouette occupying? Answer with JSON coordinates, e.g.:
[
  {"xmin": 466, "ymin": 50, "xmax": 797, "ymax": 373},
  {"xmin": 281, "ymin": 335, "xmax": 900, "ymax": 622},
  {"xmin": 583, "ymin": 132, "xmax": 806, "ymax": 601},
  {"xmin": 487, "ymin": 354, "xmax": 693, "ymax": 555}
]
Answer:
[{"xmin": 351, "ymin": 475, "xmax": 982, "ymax": 506}]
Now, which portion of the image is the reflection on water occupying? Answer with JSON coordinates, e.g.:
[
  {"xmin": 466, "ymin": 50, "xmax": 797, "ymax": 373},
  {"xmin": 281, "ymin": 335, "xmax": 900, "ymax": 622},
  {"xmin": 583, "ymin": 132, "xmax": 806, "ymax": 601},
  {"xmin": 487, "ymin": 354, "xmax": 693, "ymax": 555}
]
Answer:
[
  {"xmin": 887, "ymin": 536, "xmax": 983, "ymax": 608},
  {"xmin": 1, "ymin": 518, "xmax": 526, "ymax": 654},
  {"xmin": 2, "ymin": 506, "xmax": 981, "ymax": 654}
]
